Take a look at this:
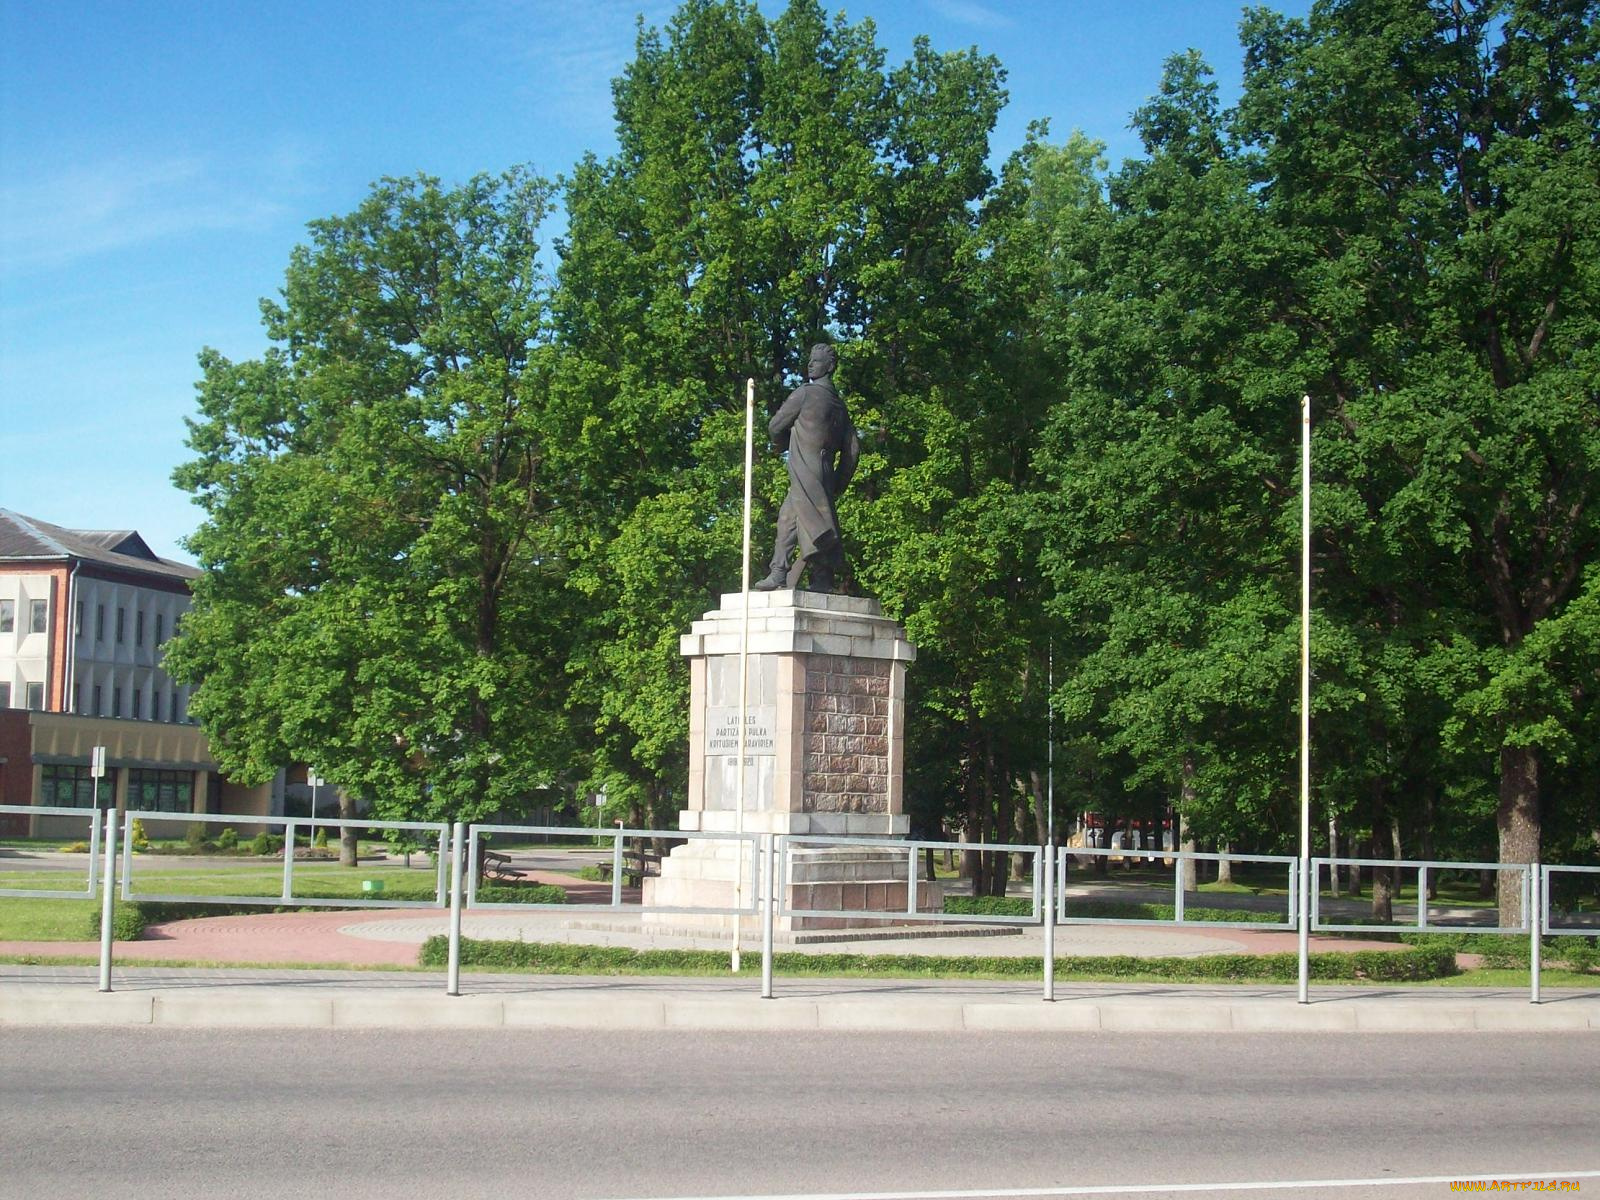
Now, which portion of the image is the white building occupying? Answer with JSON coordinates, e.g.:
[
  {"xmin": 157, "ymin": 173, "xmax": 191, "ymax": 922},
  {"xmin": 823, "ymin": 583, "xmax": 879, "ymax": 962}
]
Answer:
[
  {"xmin": 0, "ymin": 510, "xmax": 286, "ymax": 837},
  {"xmin": 0, "ymin": 508, "xmax": 199, "ymax": 722}
]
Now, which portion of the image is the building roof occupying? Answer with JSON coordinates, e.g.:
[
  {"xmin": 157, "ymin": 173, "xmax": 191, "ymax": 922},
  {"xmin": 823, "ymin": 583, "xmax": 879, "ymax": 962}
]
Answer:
[{"xmin": 0, "ymin": 509, "xmax": 201, "ymax": 584}]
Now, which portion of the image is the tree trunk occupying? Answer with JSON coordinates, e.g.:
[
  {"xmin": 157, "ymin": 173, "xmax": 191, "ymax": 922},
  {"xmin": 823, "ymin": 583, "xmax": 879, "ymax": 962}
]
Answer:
[
  {"xmin": 1012, "ymin": 785, "xmax": 1030, "ymax": 881},
  {"xmin": 1497, "ymin": 744, "xmax": 1540, "ymax": 927},
  {"xmin": 1178, "ymin": 814, "xmax": 1197, "ymax": 895},
  {"xmin": 1030, "ymin": 768, "xmax": 1049, "ymax": 848},
  {"xmin": 1177, "ymin": 758, "xmax": 1197, "ymax": 891},
  {"xmin": 338, "ymin": 791, "xmax": 359, "ymax": 868},
  {"xmin": 1327, "ymin": 815, "xmax": 1340, "ymax": 897},
  {"xmin": 1216, "ymin": 842, "xmax": 1233, "ymax": 886},
  {"xmin": 1371, "ymin": 791, "xmax": 1398, "ymax": 922},
  {"xmin": 1420, "ymin": 783, "xmax": 1438, "ymax": 900}
]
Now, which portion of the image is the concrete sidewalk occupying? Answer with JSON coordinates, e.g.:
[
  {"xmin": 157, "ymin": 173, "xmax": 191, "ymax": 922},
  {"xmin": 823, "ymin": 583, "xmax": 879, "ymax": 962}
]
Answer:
[{"xmin": 2, "ymin": 963, "xmax": 1596, "ymax": 1032}]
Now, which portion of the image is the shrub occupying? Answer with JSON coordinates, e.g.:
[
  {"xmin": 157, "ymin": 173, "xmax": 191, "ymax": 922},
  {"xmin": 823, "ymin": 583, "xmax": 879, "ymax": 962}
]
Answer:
[
  {"xmin": 944, "ymin": 895, "xmax": 1031, "ymax": 917},
  {"xmin": 216, "ymin": 827, "xmax": 238, "ymax": 850},
  {"xmin": 61, "ymin": 841, "xmax": 90, "ymax": 853},
  {"xmin": 474, "ymin": 883, "xmax": 567, "ymax": 905},
  {"xmin": 419, "ymin": 937, "xmax": 1457, "ymax": 982},
  {"xmin": 88, "ymin": 901, "xmax": 147, "ymax": 941},
  {"xmin": 1561, "ymin": 940, "xmax": 1599, "ymax": 973},
  {"xmin": 184, "ymin": 823, "xmax": 208, "ymax": 851},
  {"xmin": 249, "ymin": 830, "xmax": 277, "ymax": 856},
  {"xmin": 128, "ymin": 820, "xmax": 150, "ymax": 853},
  {"xmin": 312, "ymin": 827, "xmax": 328, "ymax": 849}
]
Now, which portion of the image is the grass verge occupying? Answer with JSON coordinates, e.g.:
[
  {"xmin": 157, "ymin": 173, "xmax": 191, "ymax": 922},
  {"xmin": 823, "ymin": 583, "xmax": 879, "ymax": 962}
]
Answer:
[{"xmin": 418, "ymin": 936, "xmax": 1458, "ymax": 983}]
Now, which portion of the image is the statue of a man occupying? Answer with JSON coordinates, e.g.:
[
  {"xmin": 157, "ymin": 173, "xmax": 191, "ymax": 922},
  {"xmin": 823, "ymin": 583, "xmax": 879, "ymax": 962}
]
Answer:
[{"xmin": 754, "ymin": 343, "xmax": 860, "ymax": 593}]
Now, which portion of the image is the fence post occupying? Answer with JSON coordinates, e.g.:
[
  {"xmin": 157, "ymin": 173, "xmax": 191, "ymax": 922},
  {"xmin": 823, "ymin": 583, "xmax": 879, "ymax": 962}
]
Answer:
[
  {"xmin": 1173, "ymin": 853, "xmax": 1185, "ymax": 925},
  {"xmin": 447, "ymin": 821, "xmax": 465, "ymax": 997},
  {"xmin": 1043, "ymin": 845, "xmax": 1055, "ymax": 1003},
  {"xmin": 97, "ymin": 810, "xmax": 117, "ymax": 993},
  {"xmin": 435, "ymin": 827, "xmax": 449, "ymax": 905},
  {"xmin": 611, "ymin": 826, "xmax": 625, "ymax": 908},
  {"xmin": 760, "ymin": 833, "xmax": 775, "ymax": 1000},
  {"xmin": 281, "ymin": 820, "xmax": 296, "ymax": 902},
  {"xmin": 1530, "ymin": 865, "xmax": 1541, "ymax": 1006},
  {"xmin": 1296, "ymin": 855, "xmax": 1310, "ymax": 1005}
]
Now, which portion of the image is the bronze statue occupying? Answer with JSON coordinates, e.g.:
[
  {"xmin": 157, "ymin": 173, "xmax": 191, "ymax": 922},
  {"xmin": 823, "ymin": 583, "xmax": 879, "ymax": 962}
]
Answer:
[{"xmin": 754, "ymin": 343, "xmax": 860, "ymax": 593}]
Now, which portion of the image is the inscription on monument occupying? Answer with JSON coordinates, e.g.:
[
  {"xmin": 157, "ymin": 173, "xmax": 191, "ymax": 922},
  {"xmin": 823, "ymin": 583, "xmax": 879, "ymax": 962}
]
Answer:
[{"xmin": 705, "ymin": 705, "xmax": 777, "ymax": 755}]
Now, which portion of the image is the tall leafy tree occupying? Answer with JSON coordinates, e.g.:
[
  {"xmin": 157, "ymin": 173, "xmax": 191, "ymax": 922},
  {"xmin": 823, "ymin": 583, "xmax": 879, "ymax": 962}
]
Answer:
[
  {"xmin": 555, "ymin": 0, "xmax": 1022, "ymax": 841},
  {"xmin": 169, "ymin": 169, "xmax": 579, "ymax": 848},
  {"xmin": 1035, "ymin": 0, "xmax": 1599, "ymax": 920},
  {"xmin": 1237, "ymin": 0, "xmax": 1600, "ymax": 915}
]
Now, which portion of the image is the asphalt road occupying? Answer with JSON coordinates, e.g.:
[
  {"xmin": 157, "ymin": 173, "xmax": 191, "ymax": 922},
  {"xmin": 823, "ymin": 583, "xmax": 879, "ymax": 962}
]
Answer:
[{"xmin": 1, "ymin": 1029, "xmax": 1596, "ymax": 1200}]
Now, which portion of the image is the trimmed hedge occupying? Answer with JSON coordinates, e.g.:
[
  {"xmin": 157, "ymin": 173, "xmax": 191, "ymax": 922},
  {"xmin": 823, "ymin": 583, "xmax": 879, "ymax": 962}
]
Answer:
[
  {"xmin": 419, "ymin": 936, "xmax": 1457, "ymax": 982},
  {"xmin": 473, "ymin": 883, "xmax": 567, "ymax": 905}
]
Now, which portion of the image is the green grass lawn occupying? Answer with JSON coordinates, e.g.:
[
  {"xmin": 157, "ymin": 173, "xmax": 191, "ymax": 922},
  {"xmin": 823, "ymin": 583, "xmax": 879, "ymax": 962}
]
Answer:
[{"xmin": 0, "ymin": 862, "xmax": 444, "ymax": 940}]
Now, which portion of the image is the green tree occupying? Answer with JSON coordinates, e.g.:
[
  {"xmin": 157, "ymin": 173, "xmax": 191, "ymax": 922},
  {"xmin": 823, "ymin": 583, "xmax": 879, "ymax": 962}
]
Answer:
[
  {"xmin": 1237, "ymin": 0, "xmax": 1600, "ymax": 917},
  {"xmin": 554, "ymin": 0, "xmax": 1022, "ymax": 849},
  {"xmin": 1034, "ymin": 0, "xmax": 1600, "ymax": 923},
  {"xmin": 169, "ymin": 169, "xmax": 579, "ymax": 854}
]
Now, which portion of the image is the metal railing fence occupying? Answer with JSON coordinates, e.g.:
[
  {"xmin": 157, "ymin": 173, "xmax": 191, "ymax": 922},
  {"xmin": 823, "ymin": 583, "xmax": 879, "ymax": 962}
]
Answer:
[
  {"xmin": 2, "ymin": 806, "xmax": 1595, "ymax": 1005},
  {"xmin": 0, "ymin": 805, "xmax": 102, "ymax": 899},
  {"xmin": 1310, "ymin": 857, "xmax": 1531, "ymax": 935},
  {"xmin": 117, "ymin": 810, "xmax": 451, "ymax": 910},
  {"xmin": 776, "ymin": 834, "xmax": 1044, "ymax": 926},
  {"xmin": 1543, "ymin": 864, "xmax": 1600, "ymax": 938},
  {"xmin": 464, "ymin": 823, "xmax": 762, "ymax": 917},
  {"xmin": 1056, "ymin": 846, "xmax": 1299, "ymax": 931}
]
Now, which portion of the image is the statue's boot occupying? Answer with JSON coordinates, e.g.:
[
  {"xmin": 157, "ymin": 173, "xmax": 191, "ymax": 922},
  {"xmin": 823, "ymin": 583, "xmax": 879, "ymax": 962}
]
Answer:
[
  {"xmin": 753, "ymin": 565, "xmax": 789, "ymax": 591},
  {"xmin": 805, "ymin": 561, "xmax": 836, "ymax": 594}
]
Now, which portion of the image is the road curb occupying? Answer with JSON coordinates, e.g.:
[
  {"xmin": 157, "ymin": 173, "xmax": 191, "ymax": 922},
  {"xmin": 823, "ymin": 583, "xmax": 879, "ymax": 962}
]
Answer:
[{"xmin": 2, "ymin": 984, "xmax": 1598, "ymax": 1032}]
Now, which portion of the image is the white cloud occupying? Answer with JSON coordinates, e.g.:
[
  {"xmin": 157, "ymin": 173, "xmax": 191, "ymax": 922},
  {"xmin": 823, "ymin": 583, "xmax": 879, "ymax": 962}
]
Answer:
[
  {"xmin": 0, "ymin": 146, "xmax": 312, "ymax": 273},
  {"xmin": 927, "ymin": 0, "xmax": 1017, "ymax": 30},
  {"xmin": 459, "ymin": 0, "xmax": 681, "ymax": 136}
]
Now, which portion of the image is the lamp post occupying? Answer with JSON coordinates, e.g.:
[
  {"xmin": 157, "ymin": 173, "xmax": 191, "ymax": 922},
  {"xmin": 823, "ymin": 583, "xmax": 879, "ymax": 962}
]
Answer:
[
  {"xmin": 307, "ymin": 771, "xmax": 324, "ymax": 850},
  {"xmin": 1297, "ymin": 394, "xmax": 1313, "ymax": 1004}
]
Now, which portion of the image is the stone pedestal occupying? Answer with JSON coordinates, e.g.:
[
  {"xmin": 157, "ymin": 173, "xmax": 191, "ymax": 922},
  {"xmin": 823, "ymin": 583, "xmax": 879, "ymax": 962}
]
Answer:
[{"xmin": 643, "ymin": 589, "xmax": 942, "ymax": 931}]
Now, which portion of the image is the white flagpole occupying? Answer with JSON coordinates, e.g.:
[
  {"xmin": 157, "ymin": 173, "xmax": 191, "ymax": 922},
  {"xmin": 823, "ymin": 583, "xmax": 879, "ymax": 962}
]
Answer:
[
  {"xmin": 1297, "ymin": 393, "xmax": 1313, "ymax": 1004},
  {"xmin": 733, "ymin": 377, "xmax": 755, "ymax": 972}
]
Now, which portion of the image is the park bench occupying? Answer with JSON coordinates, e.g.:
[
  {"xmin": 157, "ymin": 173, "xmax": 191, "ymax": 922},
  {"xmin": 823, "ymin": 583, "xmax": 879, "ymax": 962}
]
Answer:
[
  {"xmin": 480, "ymin": 849, "xmax": 523, "ymax": 883},
  {"xmin": 597, "ymin": 849, "xmax": 664, "ymax": 888}
]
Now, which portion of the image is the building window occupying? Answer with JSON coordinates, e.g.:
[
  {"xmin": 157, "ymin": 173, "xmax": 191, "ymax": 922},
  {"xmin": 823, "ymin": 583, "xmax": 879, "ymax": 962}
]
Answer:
[
  {"xmin": 93, "ymin": 684, "xmax": 103, "ymax": 716},
  {"xmin": 76, "ymin": 599, "xmax": 84, "ymax": 636},
  {"xmin": 25, "ymin": 682, "xmax": 43, "ymax": 710},
  {"xmin": 169, "ymin": 692, "xmax": 178, "ymax": 723},
  {"xmin": 73, "ymin": 682, "xmax": 81, "ymax": 713},
  {"xmin": 155, "ymin": 613, "xmax": 165, "ymax": 645},
  {"xmin": 96, "ymin": 605, "xmax": 105, "ymax": 641},
  {"xmin": 0, "ymin": 599, "xmax": 13, "ymax": 633},
  {"xmin": 112, "ymin": 687, "xmax": 122, "ymax": 717},
  {"xmin": 41, "ymin": 764, "xmax": 108, "ymax": 809},
  {"xmin": 136, "ymin": 611, "xmax": 145, "ymax": 647},
  {"xmin": 127, "ymin": 769, "xmax": 193, "ymax": 813},
  {"xmin": 0, "ymin": 683, "xmax": 10, "ymax": 707},
  {"xmin": 30, "ymin": 599, "xmax": 47, "ymax": 633},
  {"xmin": 132, "ymin": 687, "xmax": 142, "ymax": 720},
  {"xmin": 116, "ymin": 608, "xmax": 125, "ymax": 643}
]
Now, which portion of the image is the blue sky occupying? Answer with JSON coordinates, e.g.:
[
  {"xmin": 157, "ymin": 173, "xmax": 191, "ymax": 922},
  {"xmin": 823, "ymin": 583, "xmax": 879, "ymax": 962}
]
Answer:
[{"xmin": 0, "ymin": 0, "xmax": 1309, "ymax": 563}]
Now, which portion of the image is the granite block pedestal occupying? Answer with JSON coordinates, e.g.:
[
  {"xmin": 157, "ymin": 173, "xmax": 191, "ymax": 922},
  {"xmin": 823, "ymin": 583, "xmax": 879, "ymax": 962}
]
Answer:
[{"xmin": 643, "ymin": 589, "xmax": 942, "ymax": 932}]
